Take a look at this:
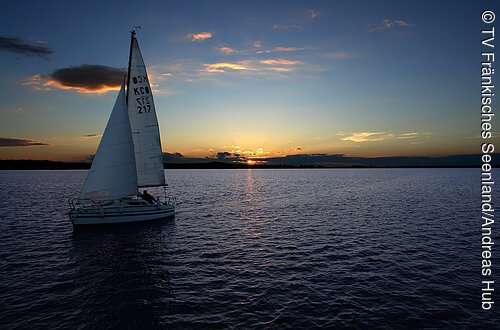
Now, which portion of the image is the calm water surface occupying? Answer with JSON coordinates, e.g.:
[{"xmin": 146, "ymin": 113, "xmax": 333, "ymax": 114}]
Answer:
[{"xmin": 0, "ymin": 169, "xmax": 498, "ymax": 328}]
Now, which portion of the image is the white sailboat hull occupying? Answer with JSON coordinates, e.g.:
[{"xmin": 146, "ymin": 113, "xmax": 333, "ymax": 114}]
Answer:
[{"xmin": 70, "ymin": 198, "xmax": 175, "ymax": 225}]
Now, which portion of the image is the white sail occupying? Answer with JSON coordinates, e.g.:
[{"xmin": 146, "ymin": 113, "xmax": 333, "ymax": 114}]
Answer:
[
  {"xmin": 127, "ymin": 33, "xmax": 166, "ymax": 187},
  {"xmin": 79, "ymin": 83, "xmax": 138, "ymax": 200}
]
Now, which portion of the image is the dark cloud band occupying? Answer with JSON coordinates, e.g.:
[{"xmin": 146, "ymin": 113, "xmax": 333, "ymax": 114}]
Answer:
[
  {"xmin": 0, "ymin": 137, "xmax": 48, "ymax": 147},
  {"xmin": 0, "ymin": 36, "xmax": 53, "ymax": 57}
]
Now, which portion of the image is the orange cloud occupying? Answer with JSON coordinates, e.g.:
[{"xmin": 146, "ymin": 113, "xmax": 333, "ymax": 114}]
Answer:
[
  {"xmin": 397, "ymin": 132, "xmax": 432, "ymax": 140},
  {"xmin": 235, "ymin": 147, "xmax": 270, "ymax": 158},
  {"xmin": 342, "ymin": 132, "xmax": 394, "ymax": 142},
  {"xmin": 257, "ymin": 47, "xmax": 304, "ymax": 54},
  {"xmin": 266, "ymin": 67, "xmax": 293, "ymax": 72},
  {"xmin": 21, "ymin": 64, "xmax": 125, "ymax": 94},
  {"xmin": 47, "ymin": 79, "xmax": 119, "ymax": 93},
  {"xmin": 398, "ymin": 132, "xmax": 420, "ymax": 139},
  {"xmin": 260, "ymin": 59, "xmax": 301, "ymax": 65},
  {"xmin": 204, "ymin": 62, "xmax": 248, "ymax": 73},
  {"xmin": 216, "ymin": 46, "xmax": 237, "ymax": 54},
  {"xmin": 21, "ymin": 74, "xmax": 120, "ymax": 93},
  {"xmin": 20, "ymin": 74, "xmax": 52, "ymax": 91},
  {"xmin": 189, "ymin": 32, "xmax": 213, "ymax": 41}
]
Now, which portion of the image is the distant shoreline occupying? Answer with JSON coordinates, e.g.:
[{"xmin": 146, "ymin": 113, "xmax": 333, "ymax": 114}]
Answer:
[{"xmin": 0, "ymin": 159, "xmax": 494, "ymax": 170}]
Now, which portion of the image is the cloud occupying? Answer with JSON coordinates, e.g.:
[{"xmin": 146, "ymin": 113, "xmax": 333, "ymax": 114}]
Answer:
[
  {"xmin": 397, "ymin": 132, "xmax": 432, "ymax": 140},
  {"xmin": 341, "ymin": 132, "xmax": 431, "ymax": 143},
  {"xmin": 256, "ymin": 47, "xmax": 304, "ymax": 54},
  {"xmin": 272, "ymin": 24, "xmax": 303, "ymax": 30},
  {"xmin": 0, "ymin": 35, "xmax": 53, "ymax": 58},
  {"xmin": 20, "ymin": 74, "xmax": 52, "ymax": 91},
  {"xmin": 398, "ymin": 132, "xmax": 420, "ymax": 139},
  {"xmin": 342, "ymin": 132, "xmax": 394, "ymax": 142},
  {"xmin": 383, "ymin": 19, "xmax": 414, "ymax": 28},
  {"xmin": 202, "ymin": 147, "xmax": 271, "ymax": 163},
  {"xmin": 204, "ymin": 62, "xmax": 248, "ymax": 73},
  {"xmin": 216, "ymin": 151, "xmax": 231, "ymax": 160},
  {"xmin": 189, "ymin": 32, "xmax": 212, "ymax": 41},
  {"xmin": 200, "ymin": 58, "xmax": 318, "ymax": 76},
  {"xmin": 148, "ymin": 64, "xmax": 176, "ymax": 82},
  {"xmin": 296, "ymin": 147, "xmax": 303, "ymax": 151},
  {"xmin": 216, "ymin": 43, "xmax": 301, "ymax": 56},
  {"xmin": 78, "ymin": 134, "xmax": 102, "ymax": 140},
  {"xmin": 368, "ymin": 19, "xmax": 415, "ymax": 32},
  {"xmin": 21, "ymin": 65, "xmax": 125, "ymax": 93},
  {"xmin": 215, "ymin": 43, "xmax": 304, "ymax": 57},
  {"xmin": 396, "ymin": 132, "xmax": 433, "ymax": 144},
  {"xmin": 260, "ymin": 59, "xmax": 301, "ymax": 65},
  {"xmin": 0, "ymin": 137, "xmax": 49, "ymax": 147},
  {"xmin": 266, "ymin": 67, "xmax": 293, "ymax": 72},
  {"xmin": 308, "ymin": 10, "xmax": 320, "ymax": 20},
  {"xmin": 216, "ymin": 46, "xmax": 237, "ymax": 54},
  {"xmin": 50, "ymin": 65, "xmax": 124, "ymax": 93}
]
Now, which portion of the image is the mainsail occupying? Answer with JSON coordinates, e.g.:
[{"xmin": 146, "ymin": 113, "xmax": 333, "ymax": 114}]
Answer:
[
  {"xmin": 127, "ymin": 32, "xmax": 166, "ymax": 187},
  {"xmin": 79, "ymin": 83, "xmax": 139, "ymax": 200}
]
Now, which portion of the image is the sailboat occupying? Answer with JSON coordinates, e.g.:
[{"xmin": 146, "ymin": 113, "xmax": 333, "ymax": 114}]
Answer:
[{"xmin": 69, "ymin": 31, "xmax": 175, "ymax": 225}]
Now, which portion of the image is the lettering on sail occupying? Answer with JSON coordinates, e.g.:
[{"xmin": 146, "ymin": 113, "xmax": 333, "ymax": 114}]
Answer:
[
  {"xmin": 136, "ymin": 96, "xmax": 151, "ymax": 113},
  {"xmin": 132, "ymin": 75, "xmax": 151, "ymax": 113},
  {"xmin": 133, "ymin": 86, "xmax": 150, "ymax": 95}
]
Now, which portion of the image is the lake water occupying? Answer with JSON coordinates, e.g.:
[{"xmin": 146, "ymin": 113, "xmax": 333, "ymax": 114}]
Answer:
[{"xmin": 0, "ymin": 169, "xmax": 498, "ymax": 328}]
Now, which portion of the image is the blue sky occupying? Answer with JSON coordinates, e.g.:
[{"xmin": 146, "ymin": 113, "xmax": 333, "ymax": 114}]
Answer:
[{"xmin": 0, "ymin": 0, "xmax": 496, "ymax": 161}]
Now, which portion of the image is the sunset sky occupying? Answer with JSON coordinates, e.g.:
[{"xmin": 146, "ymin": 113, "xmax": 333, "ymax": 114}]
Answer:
[{"xmin": 0, "ymin": 0, "xmax": 496, "ymax": 162}]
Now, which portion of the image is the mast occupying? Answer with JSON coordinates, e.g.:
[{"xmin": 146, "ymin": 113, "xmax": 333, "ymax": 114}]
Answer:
[{"xmin": 125, "ymin": 30, "xmax": 136, "ymax": 101}]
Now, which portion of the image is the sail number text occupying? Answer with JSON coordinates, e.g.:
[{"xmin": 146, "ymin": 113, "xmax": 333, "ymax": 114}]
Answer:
[
  {"xmin": 136, "ymin": 97, "xmax": 151, "ymax": 114},
  {"xmin": 132, "ymin": 86, "xmax": 150, "ymax": 96},
  {"xmin": 131, "ymin": 75, "xmax": 151, "ymax": 101},
  {"xmin": 131, "ymin": 75, "xmax": 152, "ymax": 114}
]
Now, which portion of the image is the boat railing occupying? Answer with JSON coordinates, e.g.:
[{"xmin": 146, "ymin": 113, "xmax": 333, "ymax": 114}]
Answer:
[
  {"xmin": 163, "ymin": 196, "xmax": 177, "ymax": 207},
  {"xmin": 162, "ymin": 186, "xmax": 177, "ymax": 207},
  {"xmin": 68, "ymin": 197, "xmax": 106, "ymax": 212}
]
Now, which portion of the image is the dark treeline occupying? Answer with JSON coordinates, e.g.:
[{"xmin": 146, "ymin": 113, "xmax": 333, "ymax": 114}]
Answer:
[
  {"xmin": 0, "ymin": 160, "xmax": 90, "ymax": 170},
  {"xmin": 0, "ymin": 159, "xmax": 495, "ymax": 170}
]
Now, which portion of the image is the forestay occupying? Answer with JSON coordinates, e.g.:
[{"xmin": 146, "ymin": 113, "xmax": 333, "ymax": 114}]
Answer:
[
  {"xmin": 127, "ymin": 33, "xmax": 166, "ymax": 187},
  {"xmin": 79, "ymin": 83, "xmax": 139, "ymax": 200}
]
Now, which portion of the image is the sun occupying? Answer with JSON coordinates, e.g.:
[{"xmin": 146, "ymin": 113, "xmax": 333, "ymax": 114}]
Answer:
[{"xmin": 246, "ymin": 160, "xmax": 256, "ymax": 165}]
